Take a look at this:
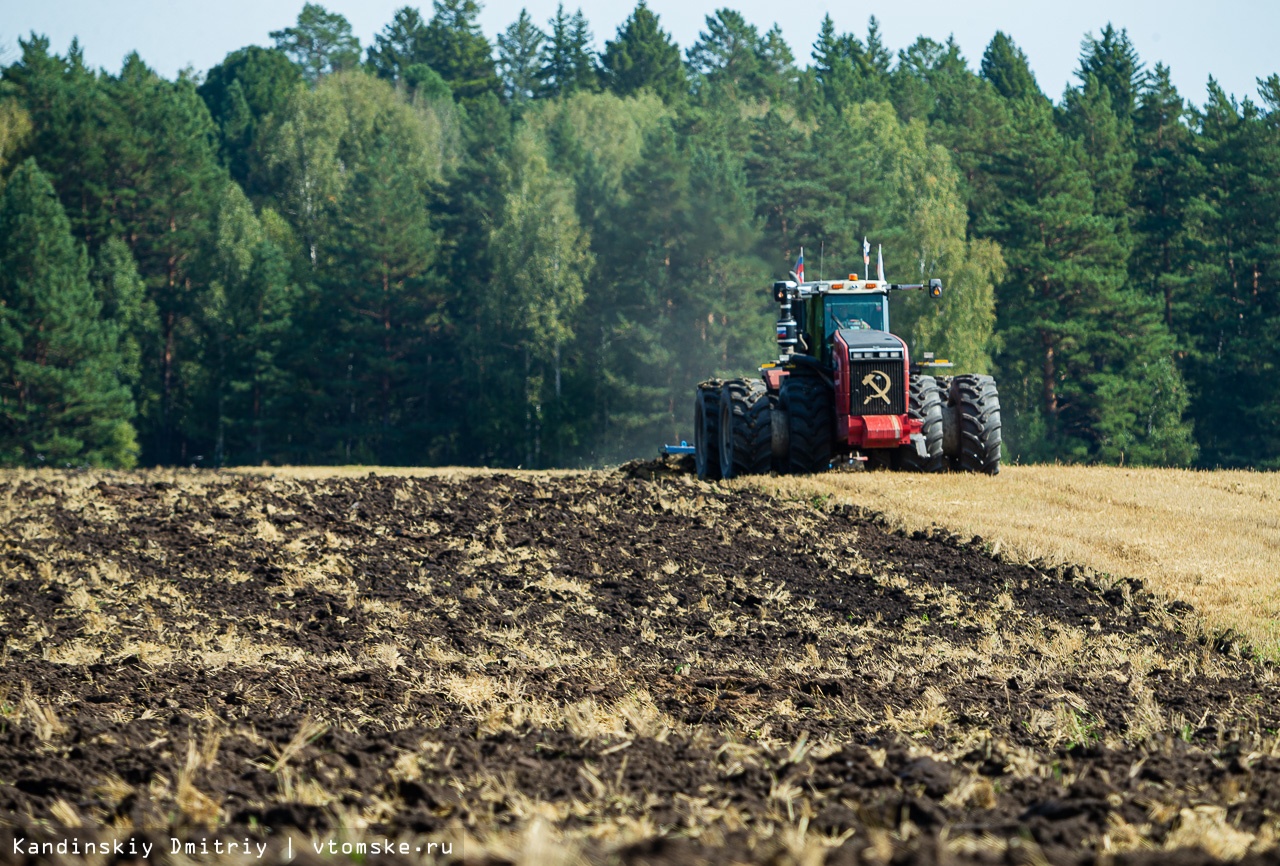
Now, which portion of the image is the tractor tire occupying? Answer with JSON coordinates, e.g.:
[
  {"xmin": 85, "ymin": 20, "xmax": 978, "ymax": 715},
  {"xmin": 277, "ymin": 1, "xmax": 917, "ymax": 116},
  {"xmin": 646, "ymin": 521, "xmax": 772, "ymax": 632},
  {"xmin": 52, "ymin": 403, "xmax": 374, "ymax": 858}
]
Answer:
[
  {"xmin": 780, "ymin": 371, "xmax": 834, "ymax": 474},
  {"xmin": 943, "ymin": 374, "xmax": 1002, "ymax": 475},
  {"xmin": 719, "ymin": 378, "xmax": 773, "ymax": 478},
  {"xmin": 694, "ymin": 380, "xmax": 723, "ymax": 480},
  {"xmin": 897, "ymin": 374, "xmax": 947, "ymax": 472}
]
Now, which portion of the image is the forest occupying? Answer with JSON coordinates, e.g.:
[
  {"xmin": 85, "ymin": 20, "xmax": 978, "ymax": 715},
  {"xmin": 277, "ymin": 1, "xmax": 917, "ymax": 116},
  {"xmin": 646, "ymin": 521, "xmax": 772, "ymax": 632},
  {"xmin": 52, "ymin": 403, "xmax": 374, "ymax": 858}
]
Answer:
[{"xmin": 0, "ymin": 0, "xmax": 1277, "ymax": 469}]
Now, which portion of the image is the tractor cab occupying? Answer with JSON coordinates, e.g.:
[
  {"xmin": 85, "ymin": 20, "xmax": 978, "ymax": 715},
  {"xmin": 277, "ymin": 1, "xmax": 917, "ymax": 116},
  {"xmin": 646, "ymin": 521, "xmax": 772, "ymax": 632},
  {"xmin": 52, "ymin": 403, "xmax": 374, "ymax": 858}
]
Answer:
[
  {"xmin": 785, "ymin": 278, "xmax": 892, "ymax": 366},
  {"xmin": 805, "ymin": 288, "xmax": 889, "ymax": 365}
]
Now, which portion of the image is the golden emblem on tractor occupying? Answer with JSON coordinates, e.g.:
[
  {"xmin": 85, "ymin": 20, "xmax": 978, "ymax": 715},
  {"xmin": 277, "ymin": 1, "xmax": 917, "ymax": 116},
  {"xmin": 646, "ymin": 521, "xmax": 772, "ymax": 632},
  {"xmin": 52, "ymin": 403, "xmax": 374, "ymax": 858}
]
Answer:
[{"xmin": 862, "ymin": 370, "xmax": 892, "ymax": 405}]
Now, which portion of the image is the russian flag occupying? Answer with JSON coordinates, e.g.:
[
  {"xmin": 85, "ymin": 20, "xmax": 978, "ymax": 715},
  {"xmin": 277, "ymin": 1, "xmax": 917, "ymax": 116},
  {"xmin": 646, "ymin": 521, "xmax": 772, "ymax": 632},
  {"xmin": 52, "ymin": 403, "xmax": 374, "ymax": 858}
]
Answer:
[{"xmin": 794, "ymin": 247, "xmax": 804, "ymax": 282}]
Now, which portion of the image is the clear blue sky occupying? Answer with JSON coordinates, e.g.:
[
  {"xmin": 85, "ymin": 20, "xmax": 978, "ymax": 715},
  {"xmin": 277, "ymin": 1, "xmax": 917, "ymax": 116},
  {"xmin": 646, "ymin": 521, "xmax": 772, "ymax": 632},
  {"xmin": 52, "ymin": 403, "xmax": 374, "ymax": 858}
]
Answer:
[{"xmin": 1, "ymin": 0, "xmax": 1276, "ymax": 106}]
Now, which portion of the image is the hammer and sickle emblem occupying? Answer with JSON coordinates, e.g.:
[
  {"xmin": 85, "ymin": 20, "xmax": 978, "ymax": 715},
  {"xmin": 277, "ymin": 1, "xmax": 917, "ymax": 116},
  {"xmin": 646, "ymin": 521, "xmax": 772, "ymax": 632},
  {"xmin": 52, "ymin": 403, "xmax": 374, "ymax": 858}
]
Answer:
[{"xmin": 862, "ymin": 371, "xmax": 892, "ymax": 405}]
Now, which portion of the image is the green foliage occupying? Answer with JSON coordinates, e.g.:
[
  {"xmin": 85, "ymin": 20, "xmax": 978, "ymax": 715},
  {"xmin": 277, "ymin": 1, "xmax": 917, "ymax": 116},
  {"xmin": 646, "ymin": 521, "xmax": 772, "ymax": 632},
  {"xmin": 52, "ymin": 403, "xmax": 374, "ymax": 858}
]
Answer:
[
  {"xmin": 600, "ymin": 2, "xmax": 686, "ymax": 104},
  {"xmin": 198, "ymin": 183, "xmax": 297, "ymax": 466},
  {"xmin": 478, "ymin": 126, "xmax": 593, "ymax": 465},
  {"xmin": 198, "ymin": 46, "xmax": 303, "ymax": 198},
  {"xmin": 497, "ymin": 10, "xmax": 545, "ymax": 104},
  {"xmin": 1077, "ymin": 25, "xmax": 1143, "ymax": 119},
  {"xmin": 0, "ymin": 97, "xmax": 31, "ymax": 177},
  {"xmin": 0, "ymin": 160, "xmax": 137, "ymax": 466},
  {"xmin": 539, "ymin": 6, "xmax": 597, "ymax": 99},
  {"xmin": 366, "ymin": 6, "xmax": 431, "ymax": 82},
  {"xmin": 811, "ymin": 16, "xmax": 890, "ymax": 110},
  {"xmin": 270, "ymin": 3, "xmax": 361, "ymax": 84},
  {"xmin": 421, "ymin": 0, "xmax": 501, "ymax": 101},
  {"xmin": 980, "ymin": 32, "xmax": 1041, "ymax": 101},
  {"xmin": 3, "ymin": 10, "xmax": 1276, "ymax": 469}
]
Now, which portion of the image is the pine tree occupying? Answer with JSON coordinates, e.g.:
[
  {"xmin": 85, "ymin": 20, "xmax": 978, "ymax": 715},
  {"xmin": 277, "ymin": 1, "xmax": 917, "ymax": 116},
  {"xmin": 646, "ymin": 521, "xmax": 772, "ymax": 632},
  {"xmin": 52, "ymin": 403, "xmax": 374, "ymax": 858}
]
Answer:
[
  {"xmin": 91, "ymin": 237, "xmax": 156, "ymax": 417},
  {"xmin": 366, "ymin": 7, "xmax": 431, "ymax": 82},
  {"xmin": 600, "ymin": 2, "xmax": 686, "ymax": 104},
  {"xmin": 200, "ymin": 184, "xmax": 296, "ymax": 466},
  {"xmin": 1061, "ymin": 75, "xmax": 1136, "ymax": 243},
  {"xmin": 1130, "ymin": 64, "xmax": 1208, "ymax": 334},
  {"xmin": 686, "ymin": 10, "xmax": 764, "ymax": 99},
  {"xmin": 978, "ymin": 98, "xmax": 1195, "ymax": 464},
  {"xmin": 326, "ymin": 136, "xmax": 441, "ymax": 463},
  {"xmin": 1190, "ymin": 80, "xmax": 1280, "ymax": 466},
  {"xmin": 980, "ymin": 32, "xmax": 1041, "ymax": 101},
  {"xmin": 539, "ymin": 6, "xmax": 597, "ymax": 98},
  {"xmin": 1078, "ymin": 25, "xmax": 1143, "ymax": 120},
  {"xmin": 198, "ymin": 46, "xmax": 303, "ymax": 198},
  {"xmin": 0, "ymin": 159, "xmax": 138, "ymax": 466},
  {"xmin": 758, "ymin": 25, "xmax": 798, "ymax": 102},
  {"xmin": 811, "ymin": 15, "xmax": 863, "ymax": 112},
  {"xmin": 497, "ymin": 10, "xmax": 546, "ymax": 104},
  {"xmin": 421, "ymin": 0, "xmax": 501, "ymax": 101},
  {"xmin": 2, "ymin": 36, "xmax": 114, "ymax": 247},
  {"xmin": 102, "ymin": 55, "xmax": 228, "ymax": 463},
  {"xmin": 270, "ymin": 3, "xmax": 361, "ymax": 84}
]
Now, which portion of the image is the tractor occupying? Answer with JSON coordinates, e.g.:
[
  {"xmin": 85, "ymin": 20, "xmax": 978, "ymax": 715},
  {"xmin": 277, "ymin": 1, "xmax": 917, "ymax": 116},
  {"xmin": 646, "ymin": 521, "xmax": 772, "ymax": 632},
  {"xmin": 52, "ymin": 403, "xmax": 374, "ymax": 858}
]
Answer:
[{"xmin": 693, "ymin": 271, "xmax": 1001, "ymax": 479}]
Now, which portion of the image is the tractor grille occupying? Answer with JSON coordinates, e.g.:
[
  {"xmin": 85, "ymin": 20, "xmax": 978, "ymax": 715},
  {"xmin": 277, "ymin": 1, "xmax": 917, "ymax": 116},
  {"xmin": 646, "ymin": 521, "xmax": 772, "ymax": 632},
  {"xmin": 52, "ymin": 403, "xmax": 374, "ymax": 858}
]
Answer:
[{"xmin": 848, "ymin": 360, "xmax": 906, "ymax": 415}]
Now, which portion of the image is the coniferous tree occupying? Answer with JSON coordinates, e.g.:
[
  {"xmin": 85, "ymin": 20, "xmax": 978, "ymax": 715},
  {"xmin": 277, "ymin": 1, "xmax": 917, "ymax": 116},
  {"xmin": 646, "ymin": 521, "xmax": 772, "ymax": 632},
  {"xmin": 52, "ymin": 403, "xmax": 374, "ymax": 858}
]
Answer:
[
  {"xmin": 270, "ymin": 3, "xmax": 361, "ymax": 85},
  {"xmin": 811, "ymin": 15, "xmax": 863, "ymax": 112},
  {"xmin": 198, "ymin": 46, "xmax": 303, "ymax": 198},
  {"xmin": 2, "ymin": 36, "xmax": 113, "ymax": 247},
  {"xmin": 1191, "ymin": 80, "xmax": 1280, "ymax": 466},
  {"xmin": 198, "ymin": 184, "xmax": 296, "ymax": 465},
  {"xmin": 91, "ymin": 237, "xmax": 156, "ymax": 420},
  {"xmin": 758, "ymin": 26, "xmax": 799, "ymax": 102},
  {"xmin": 1130, "ymin": 64, "xmax": 1209, "ymax": 335},
  {"xmin": 1078, "ymin": 25, "xmax": 1143, "ymax": 120},
  {"xmin": 497, "ymin": 10, "xmax": 546, "ymax": 104},
  {"xmin": 979, "ymin": 97, "xmax": 1195, "ymax": 464},
  {"xmin": 1062, "ymin": 75, "xmax": 1136, "ymax": 243},
  {"xmin": 980, "ymin": 32, "xmax": 1041, "ymax": 101},
  {"xmin": 687, "ymin": 10, "xmax": 764, "ymax": 99},
  {"xmin": 421, "ymin": 0, "xmax": 501, "ymax": 101},
  {"xmin": 366, "ymin": 7, "xmax": 431, "ymax": 82},
  {"xmin": 601, "ymin": 2, "xmax": 686, "ymax": 104},
  {"xmin": 102, "ymin": 55, "xmax": 228, "ymax": 463},
  {"xmin": 861, "ymin": 17, "xmax": 892, "ymax": 102},
  {"xmin": 0, "ymin": 159, "xmax": 138, "ymax": 466},
  {"xmin": 539, "ymin": 6, "xmax": 597, "ymax": 98}
]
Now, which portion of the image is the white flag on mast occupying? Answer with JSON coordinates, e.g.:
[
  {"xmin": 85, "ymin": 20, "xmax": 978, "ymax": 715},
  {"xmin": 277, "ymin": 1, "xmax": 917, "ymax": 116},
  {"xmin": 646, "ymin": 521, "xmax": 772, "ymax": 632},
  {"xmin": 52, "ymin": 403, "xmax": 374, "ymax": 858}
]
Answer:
[{"xmin": 877, "ymin": 245, "xmax": 885, "ymax": 282}]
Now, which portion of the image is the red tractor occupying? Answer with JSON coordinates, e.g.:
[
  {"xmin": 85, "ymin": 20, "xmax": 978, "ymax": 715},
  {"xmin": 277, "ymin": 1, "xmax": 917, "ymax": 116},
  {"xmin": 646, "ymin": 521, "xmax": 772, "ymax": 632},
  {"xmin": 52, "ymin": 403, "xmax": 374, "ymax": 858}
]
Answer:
[{"xmin": 693, "ymin": 274, "xmax": 1001, "ymax": 479}]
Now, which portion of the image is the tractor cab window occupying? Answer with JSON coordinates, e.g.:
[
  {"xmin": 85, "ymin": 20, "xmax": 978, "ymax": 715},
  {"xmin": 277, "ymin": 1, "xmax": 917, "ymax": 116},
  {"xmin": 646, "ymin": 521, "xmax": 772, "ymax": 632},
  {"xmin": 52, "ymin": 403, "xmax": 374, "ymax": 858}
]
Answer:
[{"xmin": 824, "ymin": 295, "xmax": 887, "ymax": 337}]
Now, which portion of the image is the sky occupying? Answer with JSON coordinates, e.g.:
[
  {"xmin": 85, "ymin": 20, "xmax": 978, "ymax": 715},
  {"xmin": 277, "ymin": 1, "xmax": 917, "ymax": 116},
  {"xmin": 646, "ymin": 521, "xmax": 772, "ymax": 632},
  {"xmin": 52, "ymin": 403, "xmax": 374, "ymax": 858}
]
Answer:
[{"xmin": 1, "ymin": 0, "xmax": 1276, "ymax": 107}]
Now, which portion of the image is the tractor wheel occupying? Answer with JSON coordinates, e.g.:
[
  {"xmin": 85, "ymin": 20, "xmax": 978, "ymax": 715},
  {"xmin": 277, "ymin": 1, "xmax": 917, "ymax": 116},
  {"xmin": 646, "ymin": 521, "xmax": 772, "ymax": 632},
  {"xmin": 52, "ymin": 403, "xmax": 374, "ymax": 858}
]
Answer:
[
  {"xmin": 780, "ymin": 371, "xmax": 834, "ymax": 474},
  {"xmin": 943, "ymin": 374, "xmax": 1002, "ymax": 475},
  {"xmin": 694, "ymin": 380, "xmax": 723, "ymax": 480},
  {"xmin": 897, "ymin": 374, "xmax": 947, "ymax": 472},
  {"xmin": 719, "ymin": 379, "xmax": 773, "ymax": 479},
  {"xmin": 768, "ymin": 393, "xmax": 787, "ymax": 473}
]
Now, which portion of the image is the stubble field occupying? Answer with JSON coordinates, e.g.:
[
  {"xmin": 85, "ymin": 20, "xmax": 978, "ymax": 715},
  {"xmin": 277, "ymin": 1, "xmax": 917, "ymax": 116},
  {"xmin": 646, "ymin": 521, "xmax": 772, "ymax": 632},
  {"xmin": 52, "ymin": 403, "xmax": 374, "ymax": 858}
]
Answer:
[{"xmin": 1, "ymin": 463, "xmax": 1279, "ymax": 865}]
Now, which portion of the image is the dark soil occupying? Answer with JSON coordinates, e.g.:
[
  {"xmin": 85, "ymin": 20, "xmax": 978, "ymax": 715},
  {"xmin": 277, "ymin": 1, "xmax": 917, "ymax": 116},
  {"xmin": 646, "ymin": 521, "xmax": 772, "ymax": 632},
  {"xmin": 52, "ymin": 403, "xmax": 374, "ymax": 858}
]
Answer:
[{"xmin": 0, "ymin": 464, "xmax": 1277, "ymax": 864}]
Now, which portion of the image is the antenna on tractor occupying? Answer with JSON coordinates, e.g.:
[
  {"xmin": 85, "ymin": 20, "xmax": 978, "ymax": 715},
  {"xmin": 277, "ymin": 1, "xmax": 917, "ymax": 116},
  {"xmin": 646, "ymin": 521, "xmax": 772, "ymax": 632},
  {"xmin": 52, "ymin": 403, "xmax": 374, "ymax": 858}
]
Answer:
[{"xmin": 819, "ymin": 241, "xmax": 824, "ymax": 282}]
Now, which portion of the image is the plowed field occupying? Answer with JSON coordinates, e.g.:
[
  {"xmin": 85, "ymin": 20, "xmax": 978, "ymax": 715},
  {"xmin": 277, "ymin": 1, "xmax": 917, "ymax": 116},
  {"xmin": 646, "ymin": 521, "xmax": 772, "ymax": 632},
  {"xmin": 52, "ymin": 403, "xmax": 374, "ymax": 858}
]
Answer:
[{"xmin": 1, "ymin": 464, "xmax": 1279, "ymax": 865}]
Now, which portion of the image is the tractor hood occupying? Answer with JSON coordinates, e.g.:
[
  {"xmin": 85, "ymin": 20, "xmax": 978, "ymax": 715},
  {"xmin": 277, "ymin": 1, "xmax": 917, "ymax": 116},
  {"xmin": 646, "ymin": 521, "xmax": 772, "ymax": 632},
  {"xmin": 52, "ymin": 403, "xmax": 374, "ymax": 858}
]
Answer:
[{"xmin": 836, "ymin": 329, "xmax": 905, "ymax": 356}]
